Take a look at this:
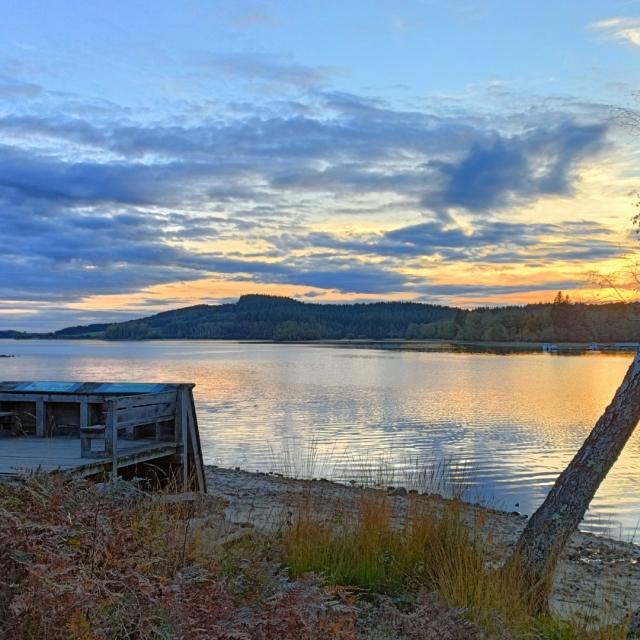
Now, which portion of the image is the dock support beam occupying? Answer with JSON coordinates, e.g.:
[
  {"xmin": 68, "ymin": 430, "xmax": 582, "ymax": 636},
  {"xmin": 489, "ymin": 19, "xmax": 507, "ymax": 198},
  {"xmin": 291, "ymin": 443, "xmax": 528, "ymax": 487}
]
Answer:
[
  {"xmin": 79, "ymin": 399, "xmax": 88, "ymax": 430},
  {"xmin": 106, "ymin": 398, "xmax": 118, "ymax": 483},
  {"xmin": 35, "ymin": 399, "xmax": 45, "ymax": 437},
  {"xmin": 180, "ymin": 386, "xmax": 189, "ymax": 490}
]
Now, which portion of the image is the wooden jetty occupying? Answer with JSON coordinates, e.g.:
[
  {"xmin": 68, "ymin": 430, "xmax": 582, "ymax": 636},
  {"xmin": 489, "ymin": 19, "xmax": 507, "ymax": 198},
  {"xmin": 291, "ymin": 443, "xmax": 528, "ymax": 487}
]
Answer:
[
  {"xmin": 0, "ymin": 381, "xmax": 206, "ymax": 491},
  {"xmin": 542, "ymin": 342, "xmax": 640, "ymax": 353}
]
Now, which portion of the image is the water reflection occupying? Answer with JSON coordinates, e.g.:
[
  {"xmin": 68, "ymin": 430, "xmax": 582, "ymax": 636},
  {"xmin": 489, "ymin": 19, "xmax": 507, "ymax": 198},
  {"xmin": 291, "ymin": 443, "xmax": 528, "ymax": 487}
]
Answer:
[{"xmin": 1, "ymin": 339, "xmax": 638, "ymax": 539}]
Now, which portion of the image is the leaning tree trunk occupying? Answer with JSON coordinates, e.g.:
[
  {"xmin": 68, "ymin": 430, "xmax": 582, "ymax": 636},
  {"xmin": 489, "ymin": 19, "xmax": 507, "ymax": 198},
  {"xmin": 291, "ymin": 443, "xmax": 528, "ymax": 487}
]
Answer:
[{"xmin": 510, "ymin": 353, "xmax": 640, "ymax": 611}]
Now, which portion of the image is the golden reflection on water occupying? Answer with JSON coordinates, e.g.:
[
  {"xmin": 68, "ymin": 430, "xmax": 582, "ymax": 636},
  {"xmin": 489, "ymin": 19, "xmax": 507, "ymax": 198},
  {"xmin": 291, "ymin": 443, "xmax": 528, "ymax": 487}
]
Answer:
[{"xmin": 1, "ymin": 340, "xmax": 638, "ymax": 539}]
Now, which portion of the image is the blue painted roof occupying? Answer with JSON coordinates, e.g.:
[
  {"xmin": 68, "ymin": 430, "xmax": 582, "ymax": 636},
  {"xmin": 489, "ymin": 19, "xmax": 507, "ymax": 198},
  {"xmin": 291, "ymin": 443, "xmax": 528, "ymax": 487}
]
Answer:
[{"xmin": 0, "ymin": 381, "xmax": 182, "ymax": 394}]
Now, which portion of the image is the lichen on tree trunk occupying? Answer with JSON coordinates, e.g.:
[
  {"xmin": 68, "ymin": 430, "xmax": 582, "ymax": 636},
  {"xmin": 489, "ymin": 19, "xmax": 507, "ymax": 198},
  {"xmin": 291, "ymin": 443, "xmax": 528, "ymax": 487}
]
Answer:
[{"xmin": 510, "ymin": 353, "xmax": 640, "ymax": 610}]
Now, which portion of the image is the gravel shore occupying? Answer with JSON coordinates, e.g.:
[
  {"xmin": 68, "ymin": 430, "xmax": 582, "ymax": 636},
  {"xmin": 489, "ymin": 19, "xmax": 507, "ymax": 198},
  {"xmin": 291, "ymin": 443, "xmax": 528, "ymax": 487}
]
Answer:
[{"xmin": 205, "ymin": 465, "xmax": 640, "ymax": 623}]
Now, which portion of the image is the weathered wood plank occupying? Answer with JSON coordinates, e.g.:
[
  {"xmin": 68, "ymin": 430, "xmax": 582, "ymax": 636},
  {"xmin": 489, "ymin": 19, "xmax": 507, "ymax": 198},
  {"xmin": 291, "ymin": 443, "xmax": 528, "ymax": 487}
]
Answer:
[
  {"xmin": 0, "ymin": 393, "xmax": 106, "ymax": 404},
  {"xmin": 187, "ymin": 394, "xmax": 206, "ymax": 492},
  {"xmin": 35, "ymin": 399, "xmax": 45, "ymax": 437},
  {"xmin": 116, "ymin": 402, "xmax": 176, "ymax": 426},
  {"xmin": 181, "ymin": 386, "xmax": 189, "ymax": 491},
  {"xmin": 79, "ymin": 399, "xmax": 88, "ymax": 430},
  {"xmin": 115, "ymin": 391, "xmax": 178, "ymax": 409},
  {"xmin": 0, "ymin": 437, "xmax": 178, "ymax": 477},
  {"xmin": 107, "ymin": 398, "xmax": 117, "ymax": 483},
  {"xmin": 188, "ymin": 389, "xmax": 206, "ymax": 493},
  {"xmin": 174, "ymin": 389, "xmax": 182, "ymax": 442}
]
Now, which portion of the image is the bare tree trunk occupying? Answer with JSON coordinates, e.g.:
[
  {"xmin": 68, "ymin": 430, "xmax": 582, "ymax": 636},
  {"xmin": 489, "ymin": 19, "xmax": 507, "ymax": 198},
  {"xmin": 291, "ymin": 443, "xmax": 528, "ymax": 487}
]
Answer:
[{"xmin": 510, "ymin": 353, "xmax": 640, "ymax": 610}]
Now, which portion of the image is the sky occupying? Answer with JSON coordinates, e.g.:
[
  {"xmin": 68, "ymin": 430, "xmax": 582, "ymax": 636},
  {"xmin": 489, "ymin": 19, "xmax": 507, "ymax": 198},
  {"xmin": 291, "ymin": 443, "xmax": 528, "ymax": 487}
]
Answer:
[{"xmin": 2, "ymin": 0, "xmax": 640, "ymax": 331}]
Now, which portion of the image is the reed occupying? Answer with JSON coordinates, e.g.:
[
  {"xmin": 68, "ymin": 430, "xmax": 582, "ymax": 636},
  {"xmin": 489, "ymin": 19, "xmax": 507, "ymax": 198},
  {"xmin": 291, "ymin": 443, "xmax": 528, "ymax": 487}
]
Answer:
[{"xmin": 268, "ymin": 439, "xmax": 472, "ymax": 500}]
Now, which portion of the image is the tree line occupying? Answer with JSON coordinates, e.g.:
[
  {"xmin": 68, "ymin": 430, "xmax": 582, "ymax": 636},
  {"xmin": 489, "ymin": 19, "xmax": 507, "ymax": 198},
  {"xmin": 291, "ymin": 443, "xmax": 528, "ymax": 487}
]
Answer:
[{"xmin": 15, "ymin": 292, "xmax": 640, "ymax": 342}]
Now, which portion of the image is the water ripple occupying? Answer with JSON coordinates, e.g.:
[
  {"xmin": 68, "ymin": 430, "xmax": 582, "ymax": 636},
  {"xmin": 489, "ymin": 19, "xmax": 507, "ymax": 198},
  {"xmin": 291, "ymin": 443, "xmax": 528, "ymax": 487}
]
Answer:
[{"xmin": 2, "ymin": 339, "xmax": 639, "ymax": 539}]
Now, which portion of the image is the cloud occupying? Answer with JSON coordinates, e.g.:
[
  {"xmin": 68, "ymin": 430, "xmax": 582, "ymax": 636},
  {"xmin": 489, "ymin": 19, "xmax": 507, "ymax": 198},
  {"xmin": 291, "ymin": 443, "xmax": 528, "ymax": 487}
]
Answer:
[
  {"xmin": 0, "ymin": 146, "xmax": 182, "ymax": 205},
  {"xmin": 0, "ymin": 77, "xmax": 43, "ymax": 100},
  {"xmin": 0, "ymin": 94, "xmax": 608, "ymax": 221},
  {"xmin": 225, "ymin": 6, "xmax": 276, "ymax": 29},
  {"xmin": 0, "ymin": 183, "xmax": 420, "ymax": 303},
  {"xmin": 413, "ymin": 280, "xmax": 583, "ymax": 299},
  {"xmin": 0, "ymin": 144, "xmax": 268, "ymax": 208},
  {"xmin": 276, "ymin": 219, "xmax": 623, "ymax": 265},
  {"xmin": 592, "ymin": 17, "xmax": 640, "ymax": 47},
  {"xmin": 427, "ymin": 121, "xmax": 607, "ymax": 211},
  {"xmin": 194, "ymin": 52, "xmax": 334, "ymax": 88},
  {"xmin": 0, "ymin": 305, "xmax": 145, "ymax": 332},
  {"xmin": 0, "ymin": 80, "xmax": 619, "ymax": 324}
]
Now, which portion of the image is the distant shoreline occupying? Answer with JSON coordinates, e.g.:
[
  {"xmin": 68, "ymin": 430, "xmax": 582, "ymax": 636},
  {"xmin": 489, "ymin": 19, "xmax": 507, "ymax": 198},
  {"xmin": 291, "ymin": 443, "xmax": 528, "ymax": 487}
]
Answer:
[
  {"xmin": 3, "ymin": 295, "xmax": 640, "ymax": 344},
  {"xmin": 1, "ymin": 336, "xmax": 639, "ymax": 354}
]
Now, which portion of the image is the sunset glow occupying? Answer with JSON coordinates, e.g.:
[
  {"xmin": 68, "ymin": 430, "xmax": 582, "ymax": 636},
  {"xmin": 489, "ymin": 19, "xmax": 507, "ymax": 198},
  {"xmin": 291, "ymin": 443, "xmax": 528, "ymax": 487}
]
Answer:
[{"xmin": 2, "ymin": 1, "xmax": 640, "ymax": 330}]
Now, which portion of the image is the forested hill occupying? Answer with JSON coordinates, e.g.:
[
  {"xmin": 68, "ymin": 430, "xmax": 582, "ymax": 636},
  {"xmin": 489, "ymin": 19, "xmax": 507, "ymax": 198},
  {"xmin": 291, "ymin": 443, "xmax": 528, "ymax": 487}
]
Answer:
[
  {"xmin": 0, "ymin": 330, "xmax": 26, "ymax": 339},
  {"xmin": 87, "ymin": 295, "xmax": 460, "ymax": 341},
  {"xmin": 7, "ymin": 293, "xmax": 640, "ymax": 342}
]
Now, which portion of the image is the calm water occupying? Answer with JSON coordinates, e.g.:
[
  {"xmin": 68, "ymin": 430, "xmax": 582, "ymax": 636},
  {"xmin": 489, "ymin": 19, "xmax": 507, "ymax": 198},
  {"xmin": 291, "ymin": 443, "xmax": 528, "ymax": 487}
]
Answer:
[{"xmin": 1, "ymin": 339, "xmax": 639, "ymax": 539}]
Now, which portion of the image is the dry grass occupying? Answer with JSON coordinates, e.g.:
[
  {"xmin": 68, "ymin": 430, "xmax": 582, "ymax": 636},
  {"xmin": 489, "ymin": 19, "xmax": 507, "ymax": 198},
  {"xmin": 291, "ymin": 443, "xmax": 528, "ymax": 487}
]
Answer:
[
  {"xmin": 283, "ymin": 489, "xmax": 631, "ymax": 639},
  {"xmin": 0, "ymin": 475, "xmax": 358, "ymax": 640},
  {"xmin": 0, "ymin": 472, "xmax": 633, "ymax": 639}
]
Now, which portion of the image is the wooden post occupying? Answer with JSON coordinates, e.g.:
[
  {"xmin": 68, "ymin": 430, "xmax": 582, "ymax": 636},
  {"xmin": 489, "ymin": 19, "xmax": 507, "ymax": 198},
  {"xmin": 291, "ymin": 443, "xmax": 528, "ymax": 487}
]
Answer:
[
  {"xmin": 186, "ymin": 393, "xmax": 206, "ymax": 492},
  {"xmin": 174, "ymin": 389, "xmax": 181, "ymax": 443},
  {"xmin": 180, "ymin": 386, "xmax": 189, "ymax": 491},
  {"xmin": 79, "ymin": 398, "xmax": 90, "ymax": 456},
  {"xmin": 107, "ymin": 398, "xmax": 118, "ymax": 483},
  {"xmin": 35, "ymin": 398, "xmax": 45, "ymax": 437},
  {"xmin": 79, "ymin": 399, "xmax": 88, "ymax": 430}
]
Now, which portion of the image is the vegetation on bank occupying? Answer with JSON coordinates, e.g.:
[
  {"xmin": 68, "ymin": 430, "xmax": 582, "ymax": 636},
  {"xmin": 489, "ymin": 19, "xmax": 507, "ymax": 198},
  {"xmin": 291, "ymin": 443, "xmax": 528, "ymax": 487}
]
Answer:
[
  {"xmin": 4, "ymin": 292, "xmax": 640, "ymax": 343},
  {"xmin": 0, "ymin": 475, "xmax": 631, "ymax": 639}
]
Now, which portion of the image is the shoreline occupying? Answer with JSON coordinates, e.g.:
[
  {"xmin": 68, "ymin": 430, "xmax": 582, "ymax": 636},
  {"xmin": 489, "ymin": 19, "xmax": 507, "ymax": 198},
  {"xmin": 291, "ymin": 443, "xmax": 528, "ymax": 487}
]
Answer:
[
  {"xmin": 205, "ymin": 464, "xmax": 640, "ymax": 622},
  {"xmin": 1, "ymin": 335, "xmax": 639, "ymax": 353}
]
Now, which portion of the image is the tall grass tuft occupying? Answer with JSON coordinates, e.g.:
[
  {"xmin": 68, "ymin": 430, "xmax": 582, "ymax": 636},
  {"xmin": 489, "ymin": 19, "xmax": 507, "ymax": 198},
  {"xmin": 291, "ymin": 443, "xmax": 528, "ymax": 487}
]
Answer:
[
  {"xmin": 285, "ymin": 490, "xmax": 399, "ymax": 592},
  {"xmin": 284, "ymin": 491, "xmax": 482, "ymax": 595},
  {"xmin": 283, "ymin": 489, "xmax": 630, "ymax": 639},
  {"xmin": 267, "ymin": 437, "xmax": 340, "ymax": 480},
  {"xmin": 268, "ymin": 440, "xmax": 473, "ymax": 502}
]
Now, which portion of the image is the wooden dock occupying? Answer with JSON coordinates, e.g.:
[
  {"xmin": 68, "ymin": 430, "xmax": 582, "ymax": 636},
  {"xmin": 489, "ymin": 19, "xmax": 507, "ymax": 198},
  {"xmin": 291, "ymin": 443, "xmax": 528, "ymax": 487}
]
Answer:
[{"xmin": 0, "ymin": 381, "xmax": 206, "ymax": 491}]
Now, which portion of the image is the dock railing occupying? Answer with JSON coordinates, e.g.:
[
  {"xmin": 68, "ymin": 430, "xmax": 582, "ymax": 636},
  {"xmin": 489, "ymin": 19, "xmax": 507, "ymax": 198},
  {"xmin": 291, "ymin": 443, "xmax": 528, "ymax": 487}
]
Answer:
[
  {"xmin": 85, "ymin": 386, "xmax": 205, "ymax": 490},
  {"xmin": 0, "ymin": 381, "xmax": 206, "ymax": 491},
  {"xmin": 81, "ymin": 390, "xmax": 179, "ymax": 458}
]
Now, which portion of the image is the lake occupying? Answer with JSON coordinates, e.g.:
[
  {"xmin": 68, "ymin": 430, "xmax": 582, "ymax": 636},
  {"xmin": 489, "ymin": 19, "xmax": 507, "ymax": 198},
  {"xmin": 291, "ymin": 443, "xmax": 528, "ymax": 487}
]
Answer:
[{"xmin": 1, "ymin": 339, "xmax": 638, "ymax": 539}]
